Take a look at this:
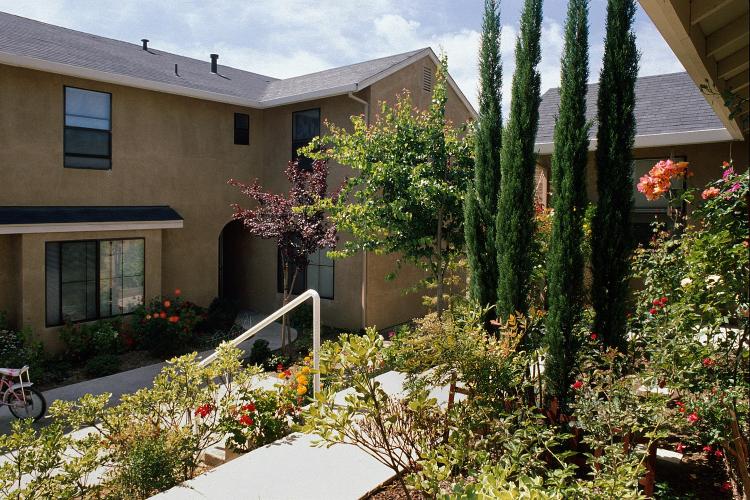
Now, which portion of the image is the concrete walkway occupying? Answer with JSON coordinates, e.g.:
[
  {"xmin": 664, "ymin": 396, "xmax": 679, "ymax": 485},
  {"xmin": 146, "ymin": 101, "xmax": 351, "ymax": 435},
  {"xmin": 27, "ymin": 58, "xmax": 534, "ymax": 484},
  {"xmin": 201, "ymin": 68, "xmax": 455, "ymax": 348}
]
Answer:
[
  {"xmin": 153, "ymin": 371, "xmax": 457, "ymax": 500},
  {"xmin": 0, "ymin": 314, "xmax": 296, "ymax": 434}
]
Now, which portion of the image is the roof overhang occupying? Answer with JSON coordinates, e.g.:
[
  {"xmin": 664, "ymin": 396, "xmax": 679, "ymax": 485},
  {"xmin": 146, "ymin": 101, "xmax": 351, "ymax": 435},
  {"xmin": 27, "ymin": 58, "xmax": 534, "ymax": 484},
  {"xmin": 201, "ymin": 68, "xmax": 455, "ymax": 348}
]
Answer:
[
  {"xmin": 0, "ymin": 206, "xmax": 184, "ymax": 235},
  {"xmin": 638, "ymin": 0, "xmax": 749, "ymax": 140},
  {"xmin": 534, "ymin": 127, "xmax": 734, "ymax": 155}
]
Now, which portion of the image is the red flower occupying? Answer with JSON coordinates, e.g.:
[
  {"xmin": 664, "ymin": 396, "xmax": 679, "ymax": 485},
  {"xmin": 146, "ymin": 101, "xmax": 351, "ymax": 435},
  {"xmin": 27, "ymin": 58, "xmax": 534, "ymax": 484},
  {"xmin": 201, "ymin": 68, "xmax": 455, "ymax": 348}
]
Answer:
[
  {"xmin": 702, "ymin": 357, "xmax": 715, "ymax": 367},
  {"xmin": 720, "ymin": 481, "xmax": 732, "ymax": 492},
  {"xmin": 276, "ymin": 363, "xmax": 284, "ymax": 372},
  {"xmin": 675, "ymin": 400, "xmax": 684, "ymax": 407},
  {"xmin": 590, "ymin": 332, "xmax": 597, "ymax": 340},
  {"xmin": 660, "ymin": 296, "xmax": 668, "ymax": 305},
  {"xmin": 159, "ymin": 311, "xmax": 167, "ymax": 319},
  {"xmin": 675, "ymin": 442, "xmax": 686, "ymax": 453},
  {"xmin": 649, "ymin": 308, "xmax": 658, "ymax": 315},
  {"xmin": 174, "ymin": 288, "xmax": 182, "ymax": 296},
  {"xmin": 714, "ymin": 448, "xmax": 724, "ymax": 458},
  {"xmin": 164, "ymin": 299, "xmax": 171, "ymax": 308},
  {"xmin": 703, "ymin": 445, "xmax": 713, "ymax": 453},
  {"xmin": 239, "ymin": 414, "xmax": 254, "ymax": 426},
  {"xmin": 168, "ymin": 315, "xmax": 180, "ymax": 323},
  {"xmin": 571, "ymin": 380, "xmax": 583, "ymax": 390},
  {"xmin": 652, "ymin": 298, "xmax": 661, "ymax": 306},
  {"xmin": 194, "ymin": 403, "xmax": 214, "ymax": 418},
  {"xmin": 687, "ymin": 412, "xmax": 699, "ymax": 423},
  {"xmin": 241, "ymin": 403, "xmax": 256, "ymax": 412}
]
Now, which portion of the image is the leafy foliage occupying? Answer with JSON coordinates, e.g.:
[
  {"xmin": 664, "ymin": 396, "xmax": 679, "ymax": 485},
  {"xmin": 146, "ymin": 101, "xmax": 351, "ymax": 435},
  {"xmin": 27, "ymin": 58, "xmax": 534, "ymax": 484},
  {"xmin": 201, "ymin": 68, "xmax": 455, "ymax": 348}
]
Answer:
[
  {"xmin": 465, "ymin": 0, "xmax": 503, "ymax": 317},
  {"xmin": 132, "ymin": 290, "xmax": 205, "ymax": 357},
  {"xmin": 495, "ymin": 0, "xmax": 543, "ymax": 318},
  {"xmin": 228, "ymin": 159, "xmax": 338, "ymax": 349},
  {"xmin": 305, "ymin": 58, "xmax": 473, "ymax": 315},
  {"xmin": 591, "ymin": 0, "xmax": 639, "ymax": 350},
  {"xmin": 545, "ymin": 0, "xmax": 590, "ymax": 406}
]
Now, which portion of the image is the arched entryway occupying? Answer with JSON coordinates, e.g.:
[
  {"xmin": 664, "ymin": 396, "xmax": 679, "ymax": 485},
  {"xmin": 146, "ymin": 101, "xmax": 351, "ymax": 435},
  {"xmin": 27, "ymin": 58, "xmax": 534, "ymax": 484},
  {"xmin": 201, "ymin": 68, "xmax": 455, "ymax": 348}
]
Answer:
[{"xmin": 218, "ymin": 219, "xmax": 246, "ymax": 302}]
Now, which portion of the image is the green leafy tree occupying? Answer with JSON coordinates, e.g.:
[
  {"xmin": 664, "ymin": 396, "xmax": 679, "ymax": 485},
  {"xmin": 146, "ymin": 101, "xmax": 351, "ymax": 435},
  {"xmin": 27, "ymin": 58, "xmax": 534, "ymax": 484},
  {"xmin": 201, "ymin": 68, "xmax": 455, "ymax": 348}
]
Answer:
[
  {"xmin": 591, "ymin": 0, "xmax": 639, "ymax": 350},
  {"xmin": 495, "ymin": 0, "xmax": 543, "ymax": 319},
  {"xmin": 545, "ymin": 0, "xmax": 590, "ymax": 405},
  {"xmin": 465, "ymin": 0, "xmax": 503, "ymax": 318},
  {"xmin": 306, "ymin": 58, "xmax": 473, "ymax": 316}
]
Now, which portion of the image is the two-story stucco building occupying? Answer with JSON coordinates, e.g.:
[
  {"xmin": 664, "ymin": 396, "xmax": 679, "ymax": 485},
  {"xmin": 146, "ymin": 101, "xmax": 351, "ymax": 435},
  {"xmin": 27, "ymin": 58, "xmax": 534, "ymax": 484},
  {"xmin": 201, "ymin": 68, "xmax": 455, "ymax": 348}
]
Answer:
[{"xmin": 0, "ymin": 12, "xmax": 475, "ymax": 351}]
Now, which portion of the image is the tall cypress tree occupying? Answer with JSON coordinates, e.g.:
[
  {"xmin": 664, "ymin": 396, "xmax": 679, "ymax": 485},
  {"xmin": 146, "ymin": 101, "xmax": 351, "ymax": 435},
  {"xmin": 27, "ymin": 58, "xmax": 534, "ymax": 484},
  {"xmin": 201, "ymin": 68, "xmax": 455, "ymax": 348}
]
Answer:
[
  {"xmin": 495, "ymin": 0, "xmax": 543, "ymax": 319},
  {"xmin": 465, "ymin": 0, "xmax": 502, "ymax": 315},
  {"xmin": 591, "ymin": 0, "xmax": 639, "ymax": 350},
  {"xmin": 545, "ymin": 0, "xmax": 590, "ymax": 404}
]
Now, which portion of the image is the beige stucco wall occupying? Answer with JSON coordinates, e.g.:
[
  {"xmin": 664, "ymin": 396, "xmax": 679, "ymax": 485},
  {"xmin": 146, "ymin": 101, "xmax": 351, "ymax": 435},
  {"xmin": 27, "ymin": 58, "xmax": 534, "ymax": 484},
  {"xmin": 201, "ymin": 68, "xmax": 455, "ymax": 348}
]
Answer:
[
  {"xmin": 0, "ymin": 54, "xmax": 476, "ymax": 344},
  {"xmin": 0, "ymin": 235, "xmax": 21, "ymax": 327},
  {"xmin": 536, "ymin": 140, "xmax": 748, "ymax": 206}
]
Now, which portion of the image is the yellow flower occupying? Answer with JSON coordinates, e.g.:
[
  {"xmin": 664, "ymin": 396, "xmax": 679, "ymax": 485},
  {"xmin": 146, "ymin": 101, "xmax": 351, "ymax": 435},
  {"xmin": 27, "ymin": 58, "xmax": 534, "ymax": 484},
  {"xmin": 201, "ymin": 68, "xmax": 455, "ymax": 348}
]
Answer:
[
  {"xmin": 296, "ymin": 375, "xmax": 308, "ymax": 386},
  {"xmin": 296, "ymin": 385, "xmax": 307, "ymax": 395},
  {"xmin": 277, "ymin": 372, "xmax": 287, "ymax": 379},
  {"xmin": 301, "ymin": 366, "xmax": 311, "ymax": 375},
  {"xmin": 304, "ymin": 356, "xmax": 311, "ymax": 364}
]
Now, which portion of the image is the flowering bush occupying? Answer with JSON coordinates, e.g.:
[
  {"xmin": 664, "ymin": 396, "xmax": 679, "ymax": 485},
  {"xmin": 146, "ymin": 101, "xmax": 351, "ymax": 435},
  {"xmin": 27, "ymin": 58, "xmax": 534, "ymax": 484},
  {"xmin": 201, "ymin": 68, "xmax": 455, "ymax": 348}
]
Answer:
[
  {"xmin": 631, "ymin": 160, "xmax": 749, "ymax": 494},
  {"xmin": 636, "ymin": 158, "xmax": 689, "ymax": 201},
  {"xmin": 132, "ymin": 289, "xmax": 206, "ymax": 357},
  {"xmin": 220, "ymin": 389, "xmax": 291, "ymax": 453}
]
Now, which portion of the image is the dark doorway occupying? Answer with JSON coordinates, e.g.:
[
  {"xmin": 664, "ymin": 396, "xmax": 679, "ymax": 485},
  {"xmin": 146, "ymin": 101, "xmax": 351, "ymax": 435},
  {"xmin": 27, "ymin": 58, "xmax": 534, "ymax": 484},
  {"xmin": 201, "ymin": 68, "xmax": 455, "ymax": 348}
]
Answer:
[{"xmin": 218, "ymin": 220, "xmax": 246, "ymax": 301}]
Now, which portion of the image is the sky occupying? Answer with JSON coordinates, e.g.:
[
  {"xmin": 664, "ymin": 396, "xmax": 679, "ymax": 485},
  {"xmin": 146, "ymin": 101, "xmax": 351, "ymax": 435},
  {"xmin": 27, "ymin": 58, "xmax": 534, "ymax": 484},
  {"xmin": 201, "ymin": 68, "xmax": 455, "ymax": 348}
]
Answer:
[{"xmin": 0, "ymin": 0, "xmax": 685, "ymax": 111}]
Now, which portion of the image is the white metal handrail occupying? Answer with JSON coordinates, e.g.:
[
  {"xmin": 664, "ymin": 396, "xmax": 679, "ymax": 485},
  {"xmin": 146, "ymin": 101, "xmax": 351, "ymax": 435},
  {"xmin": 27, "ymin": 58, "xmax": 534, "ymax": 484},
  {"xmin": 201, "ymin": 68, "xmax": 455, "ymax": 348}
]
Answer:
[{"xmin": 199, "ymin": 289, "xmax": 321, "ymax": 395}]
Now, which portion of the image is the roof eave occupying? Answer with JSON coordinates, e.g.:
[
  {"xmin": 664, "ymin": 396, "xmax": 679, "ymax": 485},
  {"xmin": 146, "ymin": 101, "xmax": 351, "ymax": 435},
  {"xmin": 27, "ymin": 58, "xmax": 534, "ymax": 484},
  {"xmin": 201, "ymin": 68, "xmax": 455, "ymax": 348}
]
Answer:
[
  {"xmin": 0, "ymin": 50, "xmax": 263, "ymax": 108},
  {"xmin": 535, "ymin": 127, "xmax": 734, "ymax": 155}
]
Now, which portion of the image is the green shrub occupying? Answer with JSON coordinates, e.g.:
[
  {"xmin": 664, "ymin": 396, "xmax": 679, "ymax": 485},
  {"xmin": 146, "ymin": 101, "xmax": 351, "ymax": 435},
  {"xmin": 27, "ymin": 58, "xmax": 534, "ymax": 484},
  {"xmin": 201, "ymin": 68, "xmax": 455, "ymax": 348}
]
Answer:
[
  {"xmin": 132, "ymin": 293, "xmax": 205, "ymax": 357},
  {"xmin": 221, "ymin": 389, "xmax": 290, "ymax": 453},
  {"xmin": 197, "ymin": 296, "xmax": 239, "ymax": 333},
  {"xmin": 289, "ymin": 303, "xmax": 313, "ymax": 335},
  {"xmin": 84, "ymin": 354, "xmax": 121, "ymax": 377},
  {"xmin": 60, "ymin": 320, "xmax": 122, "ymax": 361},
  {"xmin": 108, "ymin": 430, "xmax": 186, "ymax": 499},
  {"xmin": 248, "ymin": 339, "xmax": 272, "ymax": 367},
  {"xmin": 0, "ymin": 313, "xmax": 45, "ymax": 380}
]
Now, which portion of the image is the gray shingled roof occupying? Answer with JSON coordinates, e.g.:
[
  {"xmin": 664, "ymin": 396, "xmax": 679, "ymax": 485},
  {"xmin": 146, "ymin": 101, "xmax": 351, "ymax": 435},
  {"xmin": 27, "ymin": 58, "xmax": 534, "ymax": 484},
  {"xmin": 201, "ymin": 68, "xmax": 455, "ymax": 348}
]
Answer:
[
  {"xmin": 0, "ymin": 206, "xmax": 182, "ymax": 225},
  {"xmin": 536, "ymin": 72, "xmax": 726, "ymax": 145},
  {"xmin": 0, "ymin": 11, "xmax": 428, "ymax": 106}
]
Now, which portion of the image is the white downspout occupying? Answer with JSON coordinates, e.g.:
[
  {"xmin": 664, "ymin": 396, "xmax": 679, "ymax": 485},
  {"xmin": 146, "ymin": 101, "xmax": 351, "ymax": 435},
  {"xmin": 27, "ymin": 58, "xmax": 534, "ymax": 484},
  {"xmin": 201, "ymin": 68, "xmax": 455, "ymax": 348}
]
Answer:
[{"xmin": 347, "ymin": 91, "xmax": 370, "ymax": 330}]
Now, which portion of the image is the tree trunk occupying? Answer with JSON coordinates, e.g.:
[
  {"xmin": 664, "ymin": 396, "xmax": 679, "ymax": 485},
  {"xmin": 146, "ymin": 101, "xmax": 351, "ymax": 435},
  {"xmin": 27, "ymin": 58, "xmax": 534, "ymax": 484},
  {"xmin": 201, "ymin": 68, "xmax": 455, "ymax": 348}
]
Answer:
[{"xmin": 435, "ymin": 206, "xmax": 445, "ymax": 317}]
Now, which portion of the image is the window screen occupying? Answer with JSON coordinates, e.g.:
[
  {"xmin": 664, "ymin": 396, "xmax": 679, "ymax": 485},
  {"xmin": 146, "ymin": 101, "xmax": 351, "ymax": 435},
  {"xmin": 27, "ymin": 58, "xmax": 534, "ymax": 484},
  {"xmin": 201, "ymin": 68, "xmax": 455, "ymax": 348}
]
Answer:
[
  {"xmin": 234, "ymin": 113, "xmax": 250, "ymax": 145},
  {"xmin": 64, "ymin": 87, "xmax": 111, "ymax": 169},
  {"xmin": 292, "ymin": 108, "xmax": 320, "ymax": 170}
]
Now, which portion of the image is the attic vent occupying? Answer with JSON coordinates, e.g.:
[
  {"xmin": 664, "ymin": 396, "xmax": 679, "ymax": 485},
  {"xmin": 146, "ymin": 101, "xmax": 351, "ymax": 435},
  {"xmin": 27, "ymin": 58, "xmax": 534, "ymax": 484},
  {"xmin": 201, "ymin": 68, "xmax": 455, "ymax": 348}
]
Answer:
[{"xmin": 422, "ymin": 66, "xmax": 433, "ymax": 93}]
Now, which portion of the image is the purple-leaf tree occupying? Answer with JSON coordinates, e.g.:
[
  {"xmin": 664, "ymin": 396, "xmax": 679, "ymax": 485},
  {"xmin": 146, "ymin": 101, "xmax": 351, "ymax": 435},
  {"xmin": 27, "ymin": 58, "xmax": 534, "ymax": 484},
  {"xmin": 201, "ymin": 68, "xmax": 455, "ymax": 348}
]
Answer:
[{"xmin": 228, "ymin": 159, "xmax": 338, "ymax": 352}]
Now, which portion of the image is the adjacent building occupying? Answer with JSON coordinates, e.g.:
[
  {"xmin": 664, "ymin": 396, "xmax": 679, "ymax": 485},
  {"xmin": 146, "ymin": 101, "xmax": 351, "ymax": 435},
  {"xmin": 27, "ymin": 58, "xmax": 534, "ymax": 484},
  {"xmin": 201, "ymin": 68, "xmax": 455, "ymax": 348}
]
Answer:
[
  {"xmin": 0, "ymin": 12, "xmax": 475, "ymax": 350},
  {"xmin": 535, "ymin": 71, "xmax": 748, "ymax": 244}
]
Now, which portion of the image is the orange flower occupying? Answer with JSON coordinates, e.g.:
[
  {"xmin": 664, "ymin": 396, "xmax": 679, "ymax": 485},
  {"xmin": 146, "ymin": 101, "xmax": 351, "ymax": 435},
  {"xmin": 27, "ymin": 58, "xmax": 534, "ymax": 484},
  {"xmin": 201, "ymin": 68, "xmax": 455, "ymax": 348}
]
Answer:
[
  {"xmin": 168, "ymin": 315, "xmax": 179, "ymax": 323},
  {"xmin": 164, "ymin": 300, "xmax": 171, "ymax": 308},
  {"xmin": 174, "ymin": 288, "xmax": 182, "ymax": 296},
  {"xmin": 159, "ymin": 311, "xmax": 167, "ymax": 319},
  {"xmin": 637, "ymin": 159, "xmax": 689, "ymax": 201},
  {"xmin": 701, "ymin": 187, "xmax": 720, "ymax": 200}
]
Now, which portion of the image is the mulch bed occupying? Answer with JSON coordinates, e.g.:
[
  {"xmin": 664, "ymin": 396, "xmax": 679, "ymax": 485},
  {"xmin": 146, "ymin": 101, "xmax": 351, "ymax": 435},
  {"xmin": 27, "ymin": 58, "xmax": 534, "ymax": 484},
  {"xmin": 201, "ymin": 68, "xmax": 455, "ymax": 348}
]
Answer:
[
  {"xmin": 364, "ymin": 476, "xmax": 431, "ymax": 500},
  {"xmin": 656, "ymin": 450, "xmax": 734, "ymax": 499}
]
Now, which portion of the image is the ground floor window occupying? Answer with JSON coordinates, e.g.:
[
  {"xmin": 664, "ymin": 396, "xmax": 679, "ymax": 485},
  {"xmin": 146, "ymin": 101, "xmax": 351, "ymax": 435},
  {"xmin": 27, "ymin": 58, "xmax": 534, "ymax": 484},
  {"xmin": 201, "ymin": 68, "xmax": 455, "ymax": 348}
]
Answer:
[
  {"xmin": 46, "ymin": 238, "xmax": 145, "ymax": 326},
  {"xmin": 276, "ymin": 248, "xmax": 334, "ymax": 300}
]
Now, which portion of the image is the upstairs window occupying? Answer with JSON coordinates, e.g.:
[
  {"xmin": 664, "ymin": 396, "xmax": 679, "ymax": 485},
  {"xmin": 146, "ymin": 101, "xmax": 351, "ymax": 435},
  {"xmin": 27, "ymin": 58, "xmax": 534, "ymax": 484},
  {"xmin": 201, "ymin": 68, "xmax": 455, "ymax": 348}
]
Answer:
[
  {"xmin": 234, "ymin": 113, "xmax": 250, "ymax": 145},
  {"xmin": 64, "ymin": 87, "xmax": 112, "ymax": 169},
  {"xmin": 292, "ymin": 108, "xmax": 320, "ymax": 170}
]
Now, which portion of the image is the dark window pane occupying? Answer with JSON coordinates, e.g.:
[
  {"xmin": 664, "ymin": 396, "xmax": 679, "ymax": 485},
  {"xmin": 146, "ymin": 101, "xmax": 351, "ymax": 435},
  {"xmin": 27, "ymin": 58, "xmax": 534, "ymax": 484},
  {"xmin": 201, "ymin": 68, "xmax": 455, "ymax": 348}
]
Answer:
[
  {"xmin": 292, "ymin": 109, "xmax": 320, "ymax": 140},
  {"xmin": 64, "ymin": 128, "xmax": 110, "ymax": 157},
  {"xmin": 234, "ymin": 113, "xmax": 250, "ymax": 145},
  {"xmin": 64, "ymin": 155, "xmax": 111, "ymax": 169},
  {"xmin": 100, "ymin": 239, "xmax": 144, "ymax": 317},
  {"xmin": 45, "ymin": 243, "xmax": 61, "ymax": 326}
]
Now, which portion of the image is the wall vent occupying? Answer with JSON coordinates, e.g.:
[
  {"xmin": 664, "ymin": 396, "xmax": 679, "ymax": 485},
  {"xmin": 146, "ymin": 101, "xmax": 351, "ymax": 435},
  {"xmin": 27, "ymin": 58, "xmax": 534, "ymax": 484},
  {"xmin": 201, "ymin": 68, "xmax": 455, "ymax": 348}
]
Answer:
[{"xmin": 422, "ymin": 66, "xmax": 433, "ymax": 93}]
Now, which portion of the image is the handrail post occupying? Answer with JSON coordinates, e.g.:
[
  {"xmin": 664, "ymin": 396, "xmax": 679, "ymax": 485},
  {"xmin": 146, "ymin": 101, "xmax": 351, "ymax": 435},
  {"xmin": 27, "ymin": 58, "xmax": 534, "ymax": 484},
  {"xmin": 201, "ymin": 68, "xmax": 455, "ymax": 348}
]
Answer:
[{"xmin": 312, "ymin": 290, "xmax": 321, "ymax": 395}]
